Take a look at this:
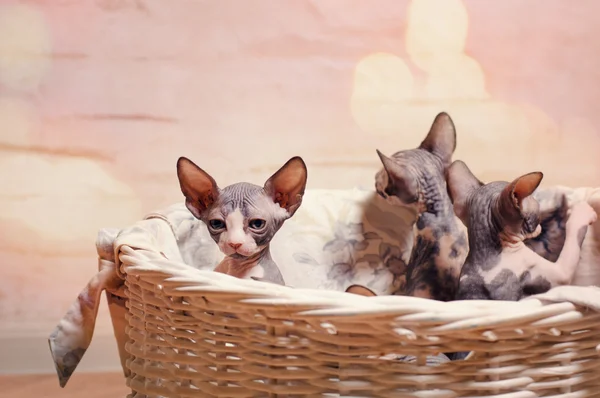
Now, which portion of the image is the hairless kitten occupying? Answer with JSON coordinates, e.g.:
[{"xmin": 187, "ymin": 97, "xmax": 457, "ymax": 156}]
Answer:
[
  {"xmin": 444, "ymin": 161, "xmax": 596, "ymax": 361},
  {"xmin": 375, "ymin": 112, "xmax": 468, "ymax": 301},
  {"xmin": 177, "ymin": 156, "xmax": 308, "ymax": 285},
  {"xmin": 447, "ymin": 160, "xmax": 597, "ymax": 302}
]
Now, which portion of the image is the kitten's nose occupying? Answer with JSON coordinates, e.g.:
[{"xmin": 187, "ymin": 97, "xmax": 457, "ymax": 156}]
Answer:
[{"xmin": 228, "ymin": 242, "xmax": 242, "ymax": 250}]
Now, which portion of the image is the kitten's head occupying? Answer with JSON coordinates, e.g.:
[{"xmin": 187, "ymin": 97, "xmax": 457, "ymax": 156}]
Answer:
[
  {"xmin": 447, "ymin": 160, "xmax": 544, "ymax": 240},
  {"xmin": 177, "ymin": 156, "xmax": 308, "ymax": 258},
  {"xmin": 375, "ymin": 112, "xmax": 457, "ymax": 212}
]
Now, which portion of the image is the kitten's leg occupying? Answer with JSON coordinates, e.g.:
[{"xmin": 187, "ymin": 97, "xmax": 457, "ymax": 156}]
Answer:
[
  {"xmin": 532, "ymin": 202, "xmax": 596, "ymax": 286},
  {"xmin": 250, "ymin": 275, "xmax": 284, "ymax": 285},
  {"xmin": 257, "ymin": 254, "xmax": 286, "ymax": 285},
  {"xmin": 261, "ymin": 267, "xmax": 285, "ymax": 285}
]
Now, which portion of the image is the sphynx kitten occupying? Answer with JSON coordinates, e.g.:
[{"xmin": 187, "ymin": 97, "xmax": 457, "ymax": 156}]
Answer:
[
  {"xmin": 375, "ymin": 112, "xmax": 468, "ymax": 301},
  {"xmin": 176, "ymin": 156, "xmax": 308, "ymax": 285},
  {"xmin": 447, "ymin": 160, "xmax": 597, "ymax": 302}
]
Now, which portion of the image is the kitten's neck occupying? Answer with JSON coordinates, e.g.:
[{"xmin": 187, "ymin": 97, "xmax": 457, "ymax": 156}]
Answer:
[
  {"xmin": 467, "ymin": 224, "xmax": 502, "ymax": 253},
  {"xmin": 464, "ymin": 208, "xmax": 505, "ymax": 268},
  {"xmin": 418, "ymin": 177, "xmax": 455, "ymax": 218},
  {"xmin": 213, "ymin": 246, "xmax": 267, "ymax": 277},
  {"xmin": 225, "ymin": 247, "xmax": 271, "ymax": 275},
  {"xmin": 406, "ymin": 186, "xmax": 469, "ymax": 302}
]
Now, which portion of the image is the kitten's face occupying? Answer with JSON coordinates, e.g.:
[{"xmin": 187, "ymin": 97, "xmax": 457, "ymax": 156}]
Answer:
[
  {"xmin": 447, "ymin": 160, "xmax": 544, "ymax": 240},
  {"xmin": 203, "ymin": 183, "xmax": 289, "ymax": 257},
  {"xmin": 177, "ymin": 156, "xmax": 308, "ymax": 258},
  {"xmin": 375, "ymin": 112, "xmax": 457, "ymax": 212}
]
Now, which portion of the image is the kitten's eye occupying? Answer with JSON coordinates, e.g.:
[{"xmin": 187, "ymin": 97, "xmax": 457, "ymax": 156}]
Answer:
[
  {"xmin": 208, "ymin": 219, "xmax": 225, "ymax": 230},
  {"xmin": 248, "ymin": 219, "xmax": 266, "ymax": 230}
]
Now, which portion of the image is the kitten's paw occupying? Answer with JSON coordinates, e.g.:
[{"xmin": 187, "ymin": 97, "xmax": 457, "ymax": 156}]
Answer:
[{"xmin": 567, "ymin": 202, "xmax": 598, "ymax": 229}]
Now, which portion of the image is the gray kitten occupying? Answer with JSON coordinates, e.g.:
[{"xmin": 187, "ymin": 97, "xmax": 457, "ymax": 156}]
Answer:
[
  {"xmin": 176, "ymin": 156, "xmax": 308, "ymax": 285},
  {"xmin": 375, "ymin": 112, "xmax": 468, "ymax": 301},
  {"xmin": 447, "ymin": 160, "xmax": 597, "ymax": 301}
]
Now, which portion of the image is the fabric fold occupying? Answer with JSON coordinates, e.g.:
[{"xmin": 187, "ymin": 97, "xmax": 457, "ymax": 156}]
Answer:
[
  {"xmin": 524, "ymin": 285, "xmax": 600, "ymax": 311},
  {"xmin": 47, "ymin": 228, "xmax": 122, "ymax": 387},
  {"xmin": 47, "ymin": 210, "xmax": 188, "ymax": 387}
]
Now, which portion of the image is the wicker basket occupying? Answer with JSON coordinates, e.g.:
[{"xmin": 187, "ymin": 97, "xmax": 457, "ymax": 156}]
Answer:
[{"xmin": 117, "ymin": 245, "xmax": 600, "ymax": 398}]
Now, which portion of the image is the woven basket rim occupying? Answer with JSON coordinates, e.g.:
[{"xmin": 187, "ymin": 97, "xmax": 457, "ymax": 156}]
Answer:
[{"xmin": 118, "ymin": 245, "xmax": 600, "ymax": 332}]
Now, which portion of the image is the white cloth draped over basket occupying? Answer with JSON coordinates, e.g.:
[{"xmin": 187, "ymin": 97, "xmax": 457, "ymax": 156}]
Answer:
[{"xmin": 48, "ymin": 187, "xmax": 600, "ymax": 396}]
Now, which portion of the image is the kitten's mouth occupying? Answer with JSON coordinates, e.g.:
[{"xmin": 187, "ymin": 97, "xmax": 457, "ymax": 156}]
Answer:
[
  {"xmin": 230, "ymin": 252, "xmax": 248, "ymax": 259},
  {"xmin": 227, "ymin": 247, "xmax": 264, "ymax": 258}
]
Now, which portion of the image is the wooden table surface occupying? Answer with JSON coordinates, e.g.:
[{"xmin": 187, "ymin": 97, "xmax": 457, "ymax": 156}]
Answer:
[{"xmin": 0, "ymin": 372, "xmax": 130, "ymax": 397}]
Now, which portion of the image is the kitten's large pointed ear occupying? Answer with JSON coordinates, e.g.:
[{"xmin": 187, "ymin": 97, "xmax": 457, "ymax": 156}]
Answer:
[
  {"xmin": 502, "ymin": 172, "xmax": 544, "ymax": 213},
  {"xmin": 376, "ymin": 149, "xmax": 418, "ymax": 201},
  {"xmin": 446, "ymin": 160, "xmax": 483, "ymax": 221},
  {"xmin": 264, "ymin": 156, "xmax": 308, "ymax": 216},
  {"xmin": 177, "ymin": 157, "xmax": 219, "ymax": 219},
  {"xmin": 419, "ymin": 112, "xmax": 457, "ymax": 167}
]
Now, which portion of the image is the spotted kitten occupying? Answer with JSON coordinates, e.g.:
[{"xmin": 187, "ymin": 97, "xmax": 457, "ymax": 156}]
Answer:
[
  {"xmin": 375, "ymin": 112, "xmax": 468, "ymax": 301},
  {"xmin": 447, "ymin": 160, "xmax": 597, "ymax": 302},
  {"xmin": 176, "ymin": 156, "xmax": 308, "ymax": 285}
]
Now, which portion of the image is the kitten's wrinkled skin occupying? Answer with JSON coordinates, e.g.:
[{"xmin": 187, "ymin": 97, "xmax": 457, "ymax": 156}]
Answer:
[
  {"xmin": 447, "ymin": 160, "xmax": 597, "ymax": 302},
  {"xmin": 375, "ymin": 112, "xmax": 468, "ymax": 301},
  {"xmin": 177, "ymin": 156, "xmax": 308, "ymax": 285}
]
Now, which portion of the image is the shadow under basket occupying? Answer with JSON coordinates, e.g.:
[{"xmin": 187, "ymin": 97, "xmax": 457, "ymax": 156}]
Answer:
[{"xmin": 118, "ymin": 246, "xmax": 600, "ymax": 398}]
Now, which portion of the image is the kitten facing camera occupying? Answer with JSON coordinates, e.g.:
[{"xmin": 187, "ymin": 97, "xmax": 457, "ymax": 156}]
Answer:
[{"xmin": 176, "ymin": 156, "xmax": 308, "ymax": 285}]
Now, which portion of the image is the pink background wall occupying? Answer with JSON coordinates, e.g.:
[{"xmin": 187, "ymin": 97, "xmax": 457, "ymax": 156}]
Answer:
[{"xmin": 1, "ymin": 0, "xmax": 600, "ymax": 343}]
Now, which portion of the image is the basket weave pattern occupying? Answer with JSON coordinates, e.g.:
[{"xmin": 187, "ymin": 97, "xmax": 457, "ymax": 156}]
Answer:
[{"xmin": 119, "ymin": 246, "xmax": 600, "ymax": 397}]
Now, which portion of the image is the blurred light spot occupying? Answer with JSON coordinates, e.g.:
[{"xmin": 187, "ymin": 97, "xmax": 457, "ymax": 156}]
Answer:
[
  {"xmin": 406, "ymin": 0, "xmax": 468, "ymax": 72},
  {"xmin": 0, "ymin": 3, "xmax": 52, "ymax": 92},
  {"xmin": 351, "ymin": 53, "xmax": 414, "ymax": 102},
  {"xmin": 424, "ymin": 55, "xmax": 488, "ymax": 100},
  {"xmin": 350, "ymin": 52, "xmax": 414, "ymax": 134}
]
